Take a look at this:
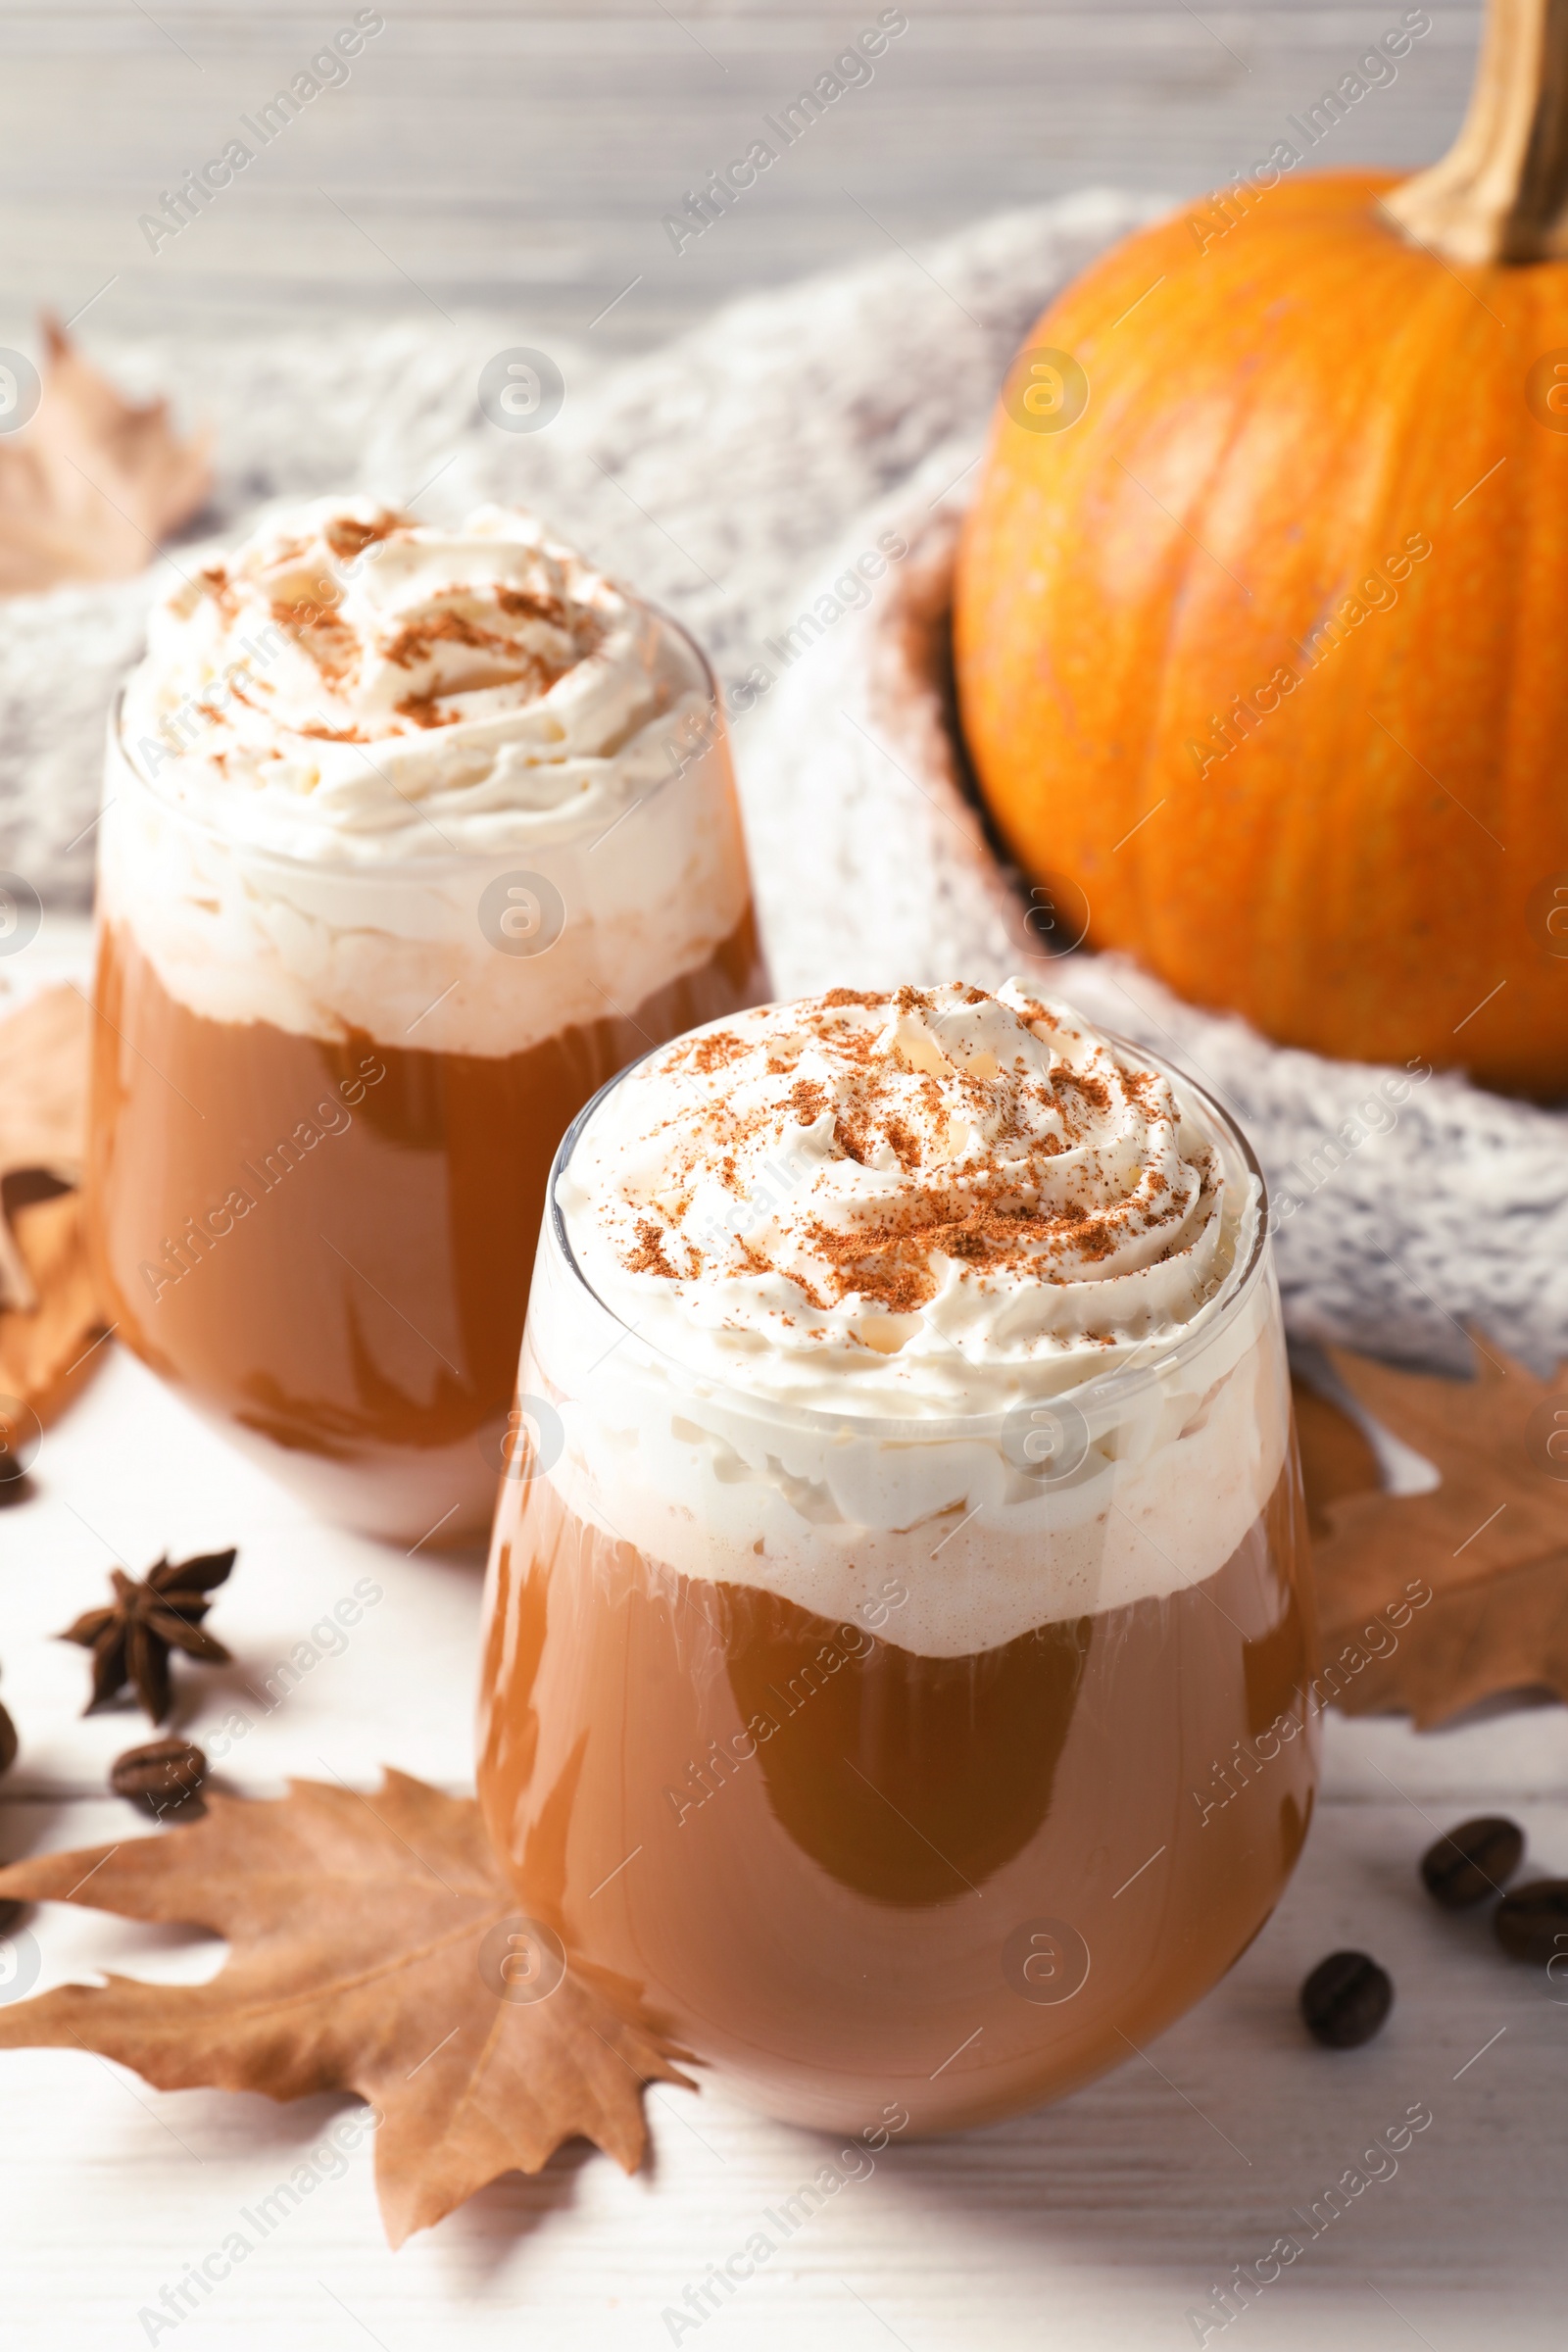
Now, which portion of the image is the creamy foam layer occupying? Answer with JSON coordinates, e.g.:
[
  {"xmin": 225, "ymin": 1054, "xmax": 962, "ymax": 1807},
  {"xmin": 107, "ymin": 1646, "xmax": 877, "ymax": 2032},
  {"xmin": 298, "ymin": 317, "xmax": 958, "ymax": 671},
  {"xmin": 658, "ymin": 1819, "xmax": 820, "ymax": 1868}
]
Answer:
[
  {"xmin": 560, "ymin": 982, "xmax": 1242, "ymax": 1413},
  {"xmin": 530, "ymin": 987, "xmax": 1287, "ymax": 1655},
  {"xmin": 104, "ymin": 499, "xmax": 752, "ymax": 1057},
  {"xmin": 122, "ymin": 499, "xmax": 705, "ymax": 858}
]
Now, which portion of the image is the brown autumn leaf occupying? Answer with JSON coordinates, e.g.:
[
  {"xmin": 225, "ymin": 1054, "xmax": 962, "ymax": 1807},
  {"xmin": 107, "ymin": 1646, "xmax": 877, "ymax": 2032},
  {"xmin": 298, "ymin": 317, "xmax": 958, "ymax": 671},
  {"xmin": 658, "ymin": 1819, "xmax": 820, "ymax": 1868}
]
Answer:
[
  {"xmin": 0, "ymin": 985, "xmax": 106, "ymax": 1455},
  {"xmin": 0, "ymin": 983, "xmax": 88, "ymax": 1309},
  {"xmin": 1297, "ymin": 1342, "xmax": 1568, "ymax": 1728},
  {"xmin": 1291, "ymin": 1378, "xmax": 1380, "ymax": 1541},
  {"xmin": 0, "ymin": 1191, "xmax": 105, "ymax": 1443},
  {"xmin": 0, "ymin": 317, "xmax": 212, "ymax": 595},
  {"xmin": 0, "ymin": 1769, "xmax": 687, "ymax": 2246}
]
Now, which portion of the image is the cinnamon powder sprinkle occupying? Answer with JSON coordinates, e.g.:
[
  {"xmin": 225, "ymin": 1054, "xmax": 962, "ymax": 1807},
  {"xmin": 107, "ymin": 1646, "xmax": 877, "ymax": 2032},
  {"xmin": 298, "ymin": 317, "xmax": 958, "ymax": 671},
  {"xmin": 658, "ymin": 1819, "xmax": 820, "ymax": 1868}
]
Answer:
[
  {"xmin": 392, "ymin": 692, "xmax": 463, "ymax": 730},
  {"xmin": 682, "ymin": 1030, "xmax": 750, "ymax": 1077},
  {"xmin": 323, "ymin": 512, "xmax": 397, "ymax": 562},
  {"xmin": 623, "ymin": 1219, "xmax": 682, "ymax": 1280},
  {"xmin": 593, "ymin": 984, "xmax": 1216, "ymax": 1338}
]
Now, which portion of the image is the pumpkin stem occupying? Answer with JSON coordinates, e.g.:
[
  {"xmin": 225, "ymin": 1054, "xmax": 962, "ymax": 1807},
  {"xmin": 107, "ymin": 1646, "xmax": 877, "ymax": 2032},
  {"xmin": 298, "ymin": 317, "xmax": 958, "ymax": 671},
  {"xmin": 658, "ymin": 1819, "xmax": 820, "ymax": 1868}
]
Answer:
[{"xmin": 1383, "ymin": 0, "xmax": 1568, "ymax": 261}]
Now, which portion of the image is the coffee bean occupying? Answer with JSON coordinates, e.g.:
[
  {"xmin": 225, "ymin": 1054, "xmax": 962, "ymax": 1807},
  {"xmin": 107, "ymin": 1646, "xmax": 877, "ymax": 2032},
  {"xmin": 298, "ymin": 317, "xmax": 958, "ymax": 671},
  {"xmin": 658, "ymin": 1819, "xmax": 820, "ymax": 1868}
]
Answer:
[
  {"xmin": 109, "ymin": 1738, "xmax": 207, "ymax": 1818},
  {"xmin": 1494, "ymin": 1879, "xmax": 1568, "ymax": 1965},
  {"xmin": 1421, "ymin": 1815, "xmax": 1524, "ymax": 1909},
  {"xmin": 1300, "ymin": 1949, "xmax": 1394, "ymax": 2047}
]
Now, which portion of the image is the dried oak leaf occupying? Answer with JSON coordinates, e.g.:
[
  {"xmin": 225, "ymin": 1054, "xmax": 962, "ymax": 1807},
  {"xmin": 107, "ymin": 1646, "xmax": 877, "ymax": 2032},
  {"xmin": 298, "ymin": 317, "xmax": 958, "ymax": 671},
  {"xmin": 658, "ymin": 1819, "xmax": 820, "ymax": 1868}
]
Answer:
[
  {"xmin": 0, "ymin": 1770, "xmax": 686, "ymax": 2245},
  {"xmin": 0, "ymin": 985, "xmax": 108, "ymax": 1447},
  {"xmin": 57, "ymin": 1548, "xmax": 234, "ymax": 1721},
  {"xmin": 0, "ymin": 986, "xmax": 88, "ymax": 1248},
  {"xmin": 1298, "ymin": 1342, "xmax": 1568, "ymax": 1728},
  {"xmin": 0, "ymin": 1192, "xmax": 104, "ymax": 1447},
  {"xmin": 0, "ymin": 318, "xmax": 212, "ymax": 596}
]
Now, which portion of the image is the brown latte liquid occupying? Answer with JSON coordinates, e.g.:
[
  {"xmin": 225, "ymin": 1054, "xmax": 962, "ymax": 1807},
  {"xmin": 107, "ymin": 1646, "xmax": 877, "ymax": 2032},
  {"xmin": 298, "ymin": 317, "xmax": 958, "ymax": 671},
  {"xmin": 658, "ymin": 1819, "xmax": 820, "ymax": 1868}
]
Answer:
[
  {"xmin": 88, "ymin": 912, "xmax": 767, "ymax": 1541},
  {"xmin": 477, "ymin": 1463, "xmax": 1317, "ymax": 2132}
]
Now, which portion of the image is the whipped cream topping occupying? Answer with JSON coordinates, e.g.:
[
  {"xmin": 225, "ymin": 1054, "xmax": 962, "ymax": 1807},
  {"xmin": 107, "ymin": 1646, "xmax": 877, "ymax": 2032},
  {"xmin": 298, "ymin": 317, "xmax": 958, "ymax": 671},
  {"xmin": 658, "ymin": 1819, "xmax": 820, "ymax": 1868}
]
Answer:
[
  {"xmin": 120, "ymin": 497, "xmax": 707, "ymax": 863},
  {"xmin": 559, "ymin": 981, "xmax": 1241, "ymax": 1418},
  {"xmin": 528, "ymin": 981, "xmax": 1284, "ymax": 1652},
  {"xmin": 102, "ymin": 500, "xmax": 757, "ymax": 1058}
]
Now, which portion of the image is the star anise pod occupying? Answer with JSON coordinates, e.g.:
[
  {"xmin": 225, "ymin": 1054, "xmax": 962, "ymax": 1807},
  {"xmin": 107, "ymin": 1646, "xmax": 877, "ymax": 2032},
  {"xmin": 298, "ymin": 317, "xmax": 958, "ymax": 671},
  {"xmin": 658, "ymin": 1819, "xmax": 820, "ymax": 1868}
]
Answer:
[{"xmin": 57, "ymin": 1550, "xmax": 236, "ymax": 1722}]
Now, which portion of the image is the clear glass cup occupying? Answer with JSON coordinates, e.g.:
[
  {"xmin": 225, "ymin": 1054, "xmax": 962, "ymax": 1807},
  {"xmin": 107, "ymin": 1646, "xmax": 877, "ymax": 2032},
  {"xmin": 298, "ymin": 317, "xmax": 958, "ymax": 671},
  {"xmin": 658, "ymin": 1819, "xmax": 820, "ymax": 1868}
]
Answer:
[
  {"xmin": 86, "ymin": 632, "xmax": 767, "ymax": 1545},
  {"xmin": 477, "ymin": 1041, "xmax": 1318, "ymax": 2133}
]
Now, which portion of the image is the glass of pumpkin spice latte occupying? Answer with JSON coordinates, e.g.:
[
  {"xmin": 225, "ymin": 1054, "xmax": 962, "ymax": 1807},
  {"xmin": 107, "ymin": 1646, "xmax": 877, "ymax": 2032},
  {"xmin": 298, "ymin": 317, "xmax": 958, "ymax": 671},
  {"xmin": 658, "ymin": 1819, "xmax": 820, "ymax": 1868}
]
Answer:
[
  {"xmin": 477, "ymin": 981, "xmax": 1317, "ymax": 2132},
  {"xmin": 87, "ymin": 499, "xmax": 765, "ymax": 1542}
]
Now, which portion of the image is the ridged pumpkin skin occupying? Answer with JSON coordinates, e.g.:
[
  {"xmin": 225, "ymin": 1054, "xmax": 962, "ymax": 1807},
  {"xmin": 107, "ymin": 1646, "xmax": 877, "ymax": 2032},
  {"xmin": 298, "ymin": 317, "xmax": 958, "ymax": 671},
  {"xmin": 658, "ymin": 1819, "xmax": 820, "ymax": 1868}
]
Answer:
[{"xmin": 955, "ymin": 171, "xmax": 1568, "ymax": 1096}]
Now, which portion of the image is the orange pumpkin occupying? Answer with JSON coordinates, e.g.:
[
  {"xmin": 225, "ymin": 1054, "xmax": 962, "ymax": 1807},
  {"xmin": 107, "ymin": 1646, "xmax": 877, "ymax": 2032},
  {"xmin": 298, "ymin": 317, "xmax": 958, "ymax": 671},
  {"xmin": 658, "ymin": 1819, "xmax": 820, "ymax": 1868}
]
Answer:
[{"xmin": 955, "ymin": 0, "xmax": 1568, "ymax": 1095}]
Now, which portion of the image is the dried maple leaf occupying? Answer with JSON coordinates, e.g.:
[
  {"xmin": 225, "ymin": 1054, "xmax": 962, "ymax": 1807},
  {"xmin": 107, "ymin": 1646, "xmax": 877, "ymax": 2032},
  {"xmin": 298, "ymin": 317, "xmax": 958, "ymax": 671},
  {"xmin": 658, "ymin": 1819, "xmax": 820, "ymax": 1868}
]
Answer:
[
  {"xmin": 0, "ymin": 1192, "xmax": 104, "ymax": 1453},
  {"xmin": 0, "ymin": 318, "xmax": 212, "ymax": 595},
  {"xmin": 0, "ymin": 984, "xmax": 89, "ymax": 1310},
  {"xmin": 1298, "ymin": 1342, "xmax": 1568, "ymax": 1727},
  {"xmin": 0, "ymin": 1770, "xmax": 686, "ymax": 2245},
  {"xmin": 57, "ymin": 1549, "xmax": 235, "ymax": 1721},
  {"xmin": 1291, "ymin": 1378, "xmax": 1380, "ymax": 1542},
  {"xmin": 0, "ymin": 986, "xmax": 108, "ymax": 1448}
]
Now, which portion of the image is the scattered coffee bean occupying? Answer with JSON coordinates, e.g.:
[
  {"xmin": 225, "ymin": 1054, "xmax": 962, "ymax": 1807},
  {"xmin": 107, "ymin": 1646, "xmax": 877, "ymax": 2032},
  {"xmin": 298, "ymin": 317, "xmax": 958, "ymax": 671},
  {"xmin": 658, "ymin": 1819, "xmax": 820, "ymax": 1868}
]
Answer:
[
  {"xmin": 109, "ymin": 1738, "xmax": 207, "ymax": 1819},
  {"xmin": 0, "ymin": 1898, "xmax": 25, "ymax": 1938},
  {"xmin": 1300, "ymin": 1949, "xmax": 1394, "ymax": 2047},
  {"xmin": 1494, "ymin": 1879, "xmax": 1568, "ymax": 1965},
  {"xmin": 1421, "ymin": 1815, "xmax": 1524, "ymax": 1909}
]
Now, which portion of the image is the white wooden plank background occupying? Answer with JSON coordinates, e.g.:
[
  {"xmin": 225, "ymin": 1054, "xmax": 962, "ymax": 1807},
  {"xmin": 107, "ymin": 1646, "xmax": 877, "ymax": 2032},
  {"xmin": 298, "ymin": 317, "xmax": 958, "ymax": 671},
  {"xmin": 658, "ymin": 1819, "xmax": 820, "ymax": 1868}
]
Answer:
[{"xmin": 0, "ymin": 4, "xmax": 1483, "ymax": 356}]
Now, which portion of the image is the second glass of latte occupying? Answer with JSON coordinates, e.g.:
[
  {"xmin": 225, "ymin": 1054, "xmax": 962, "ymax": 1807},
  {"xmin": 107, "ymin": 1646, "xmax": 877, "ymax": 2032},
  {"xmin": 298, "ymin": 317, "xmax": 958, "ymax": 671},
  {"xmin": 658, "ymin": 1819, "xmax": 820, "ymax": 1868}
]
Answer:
[
  {"xmin": 478, "ymin": 981, "xmax": 1317, "ymax": 2132},
  {"xmin": 88, "ymin": 501, "xmax": 766, "ymax": 1541}
]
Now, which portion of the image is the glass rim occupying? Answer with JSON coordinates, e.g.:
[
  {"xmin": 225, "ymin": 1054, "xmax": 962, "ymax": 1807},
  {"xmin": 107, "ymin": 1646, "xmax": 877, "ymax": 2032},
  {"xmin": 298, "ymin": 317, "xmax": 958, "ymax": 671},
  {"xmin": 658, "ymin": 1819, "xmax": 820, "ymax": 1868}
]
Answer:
[
  {"xmin": 542, "ymin": 1011, "xmax": 1274, "ymax": 1442},
  {"xmin": 105, "ymin": 598, "xmax": 726, "ymax": 884}
]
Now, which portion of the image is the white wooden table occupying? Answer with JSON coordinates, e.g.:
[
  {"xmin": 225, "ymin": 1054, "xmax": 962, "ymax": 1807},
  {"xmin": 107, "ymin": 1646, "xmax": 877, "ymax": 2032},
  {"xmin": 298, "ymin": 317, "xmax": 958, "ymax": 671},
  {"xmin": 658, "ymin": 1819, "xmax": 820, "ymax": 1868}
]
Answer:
[{"xmin": 0, "ymin": 928, "xmax": 1564, "ymax": 2351}]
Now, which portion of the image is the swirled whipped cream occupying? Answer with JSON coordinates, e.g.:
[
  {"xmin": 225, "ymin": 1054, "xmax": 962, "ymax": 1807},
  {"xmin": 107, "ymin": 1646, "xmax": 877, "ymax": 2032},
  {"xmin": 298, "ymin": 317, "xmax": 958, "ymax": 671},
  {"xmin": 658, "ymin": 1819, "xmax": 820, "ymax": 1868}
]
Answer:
[
  {"xmin": 120, "ymin": 497, "xmax": 708, "ymax": 861},
  {"xmin": 560, "ymin": 981, "xmax": 1245, "ymax": 1418},
  {"xmin": 102, "ymin": 499, "xmax": 757, "ymax": 1057}
]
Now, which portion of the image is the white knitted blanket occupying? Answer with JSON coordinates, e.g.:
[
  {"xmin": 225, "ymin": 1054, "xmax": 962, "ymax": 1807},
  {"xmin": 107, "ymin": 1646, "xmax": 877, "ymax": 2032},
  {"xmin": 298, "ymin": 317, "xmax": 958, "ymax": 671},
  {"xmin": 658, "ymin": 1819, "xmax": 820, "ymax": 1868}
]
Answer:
[{"xmin": 6, "ymin": 190, "xmax": 1566, "ymax": 1379}]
